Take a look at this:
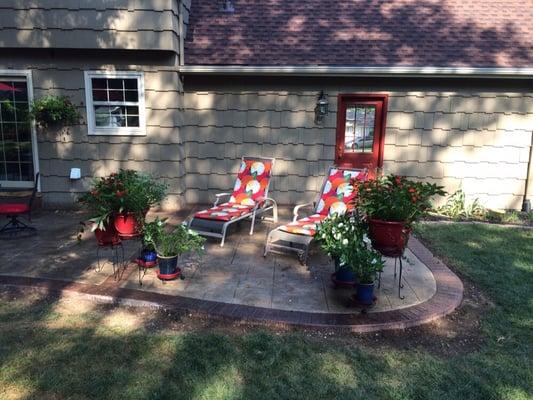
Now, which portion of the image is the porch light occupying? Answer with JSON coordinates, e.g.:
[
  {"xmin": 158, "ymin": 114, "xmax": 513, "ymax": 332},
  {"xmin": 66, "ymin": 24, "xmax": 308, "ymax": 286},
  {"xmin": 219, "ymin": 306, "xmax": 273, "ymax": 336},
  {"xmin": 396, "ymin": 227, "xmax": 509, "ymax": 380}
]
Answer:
[{"xmin": 315, "ymin": 91, "xmax": 329, "ymax": 124}]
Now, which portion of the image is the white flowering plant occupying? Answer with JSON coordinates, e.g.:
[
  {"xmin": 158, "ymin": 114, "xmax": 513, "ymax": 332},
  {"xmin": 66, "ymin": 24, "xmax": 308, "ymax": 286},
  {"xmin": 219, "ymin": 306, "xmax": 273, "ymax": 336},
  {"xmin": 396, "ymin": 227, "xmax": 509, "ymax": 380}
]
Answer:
[
  {"xmin": 315, "ymin": 213, "xmax": 359, "ymax": 261},
  {"xmin": 316, "ymin": 212, "xmax": 384, "ymax": 282}
]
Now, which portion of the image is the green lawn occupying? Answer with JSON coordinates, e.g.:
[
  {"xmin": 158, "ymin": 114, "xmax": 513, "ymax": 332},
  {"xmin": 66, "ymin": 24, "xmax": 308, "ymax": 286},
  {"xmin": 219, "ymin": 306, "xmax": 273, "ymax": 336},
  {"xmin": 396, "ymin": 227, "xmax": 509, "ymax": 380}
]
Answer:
[{"xmin": 1, "ymin": 223, "xmax": 532, "ymax": 400}]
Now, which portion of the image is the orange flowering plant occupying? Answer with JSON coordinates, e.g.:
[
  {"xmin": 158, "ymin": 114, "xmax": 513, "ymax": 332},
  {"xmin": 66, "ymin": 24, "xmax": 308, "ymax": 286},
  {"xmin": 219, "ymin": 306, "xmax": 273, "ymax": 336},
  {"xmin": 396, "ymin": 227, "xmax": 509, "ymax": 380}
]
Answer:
[{"xmin": 354, "ymin": 174, "xmax": 446, "ymax": 228}]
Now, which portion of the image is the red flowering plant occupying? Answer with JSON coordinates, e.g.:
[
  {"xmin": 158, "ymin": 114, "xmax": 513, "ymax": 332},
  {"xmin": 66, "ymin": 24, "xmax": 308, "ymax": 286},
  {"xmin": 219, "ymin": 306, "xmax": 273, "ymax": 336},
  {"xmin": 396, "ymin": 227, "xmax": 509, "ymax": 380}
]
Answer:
[
  {"xmin": 354, "ymin": 174, "xmax": 446, "ymax": 228},
  {"xmin": 78, "ymin": 169, "xmax": 167, "ymax": 231}
]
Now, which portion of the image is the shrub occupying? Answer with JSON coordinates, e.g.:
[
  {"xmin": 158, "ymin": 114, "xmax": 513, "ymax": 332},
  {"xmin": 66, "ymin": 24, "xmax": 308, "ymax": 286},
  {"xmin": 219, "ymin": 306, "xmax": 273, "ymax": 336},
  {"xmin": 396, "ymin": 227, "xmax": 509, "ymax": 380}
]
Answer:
[{"xmin": 437, "ymin": 190, "xmax": 486, "ymax": 220}]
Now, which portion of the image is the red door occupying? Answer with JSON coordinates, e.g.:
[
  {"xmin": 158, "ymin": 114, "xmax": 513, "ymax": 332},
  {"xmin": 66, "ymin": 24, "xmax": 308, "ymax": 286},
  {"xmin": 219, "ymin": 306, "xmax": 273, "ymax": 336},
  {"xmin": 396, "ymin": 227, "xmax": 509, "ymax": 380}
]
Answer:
[{"xmin": 335, "ymin": 94, "xmax": 388, "ymax": 177}]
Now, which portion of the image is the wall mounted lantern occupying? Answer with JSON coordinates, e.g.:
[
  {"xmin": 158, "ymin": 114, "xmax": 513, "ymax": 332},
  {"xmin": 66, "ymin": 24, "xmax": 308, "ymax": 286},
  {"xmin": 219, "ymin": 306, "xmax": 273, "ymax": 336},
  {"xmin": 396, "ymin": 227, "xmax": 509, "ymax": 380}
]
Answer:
[{"xmin": 315, "ymin": 91, "xmax": 329, "ymax": 124}]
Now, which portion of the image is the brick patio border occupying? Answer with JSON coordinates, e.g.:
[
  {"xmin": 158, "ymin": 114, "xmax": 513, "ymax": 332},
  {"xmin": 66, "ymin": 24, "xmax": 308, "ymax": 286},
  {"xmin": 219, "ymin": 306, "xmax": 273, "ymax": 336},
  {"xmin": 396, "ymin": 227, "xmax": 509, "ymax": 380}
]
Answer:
[{"xmin": 0, "ymin": 236, "xmax": 463, "ymax": 332}]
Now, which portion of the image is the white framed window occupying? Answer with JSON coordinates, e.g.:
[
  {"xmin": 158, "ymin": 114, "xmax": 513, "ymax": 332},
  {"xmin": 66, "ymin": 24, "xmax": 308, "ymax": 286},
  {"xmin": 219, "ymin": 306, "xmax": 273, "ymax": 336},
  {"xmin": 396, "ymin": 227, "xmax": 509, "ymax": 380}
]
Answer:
[{"xmin": 84, "ymin": 71, "xmax": 146, "ymax": 136}]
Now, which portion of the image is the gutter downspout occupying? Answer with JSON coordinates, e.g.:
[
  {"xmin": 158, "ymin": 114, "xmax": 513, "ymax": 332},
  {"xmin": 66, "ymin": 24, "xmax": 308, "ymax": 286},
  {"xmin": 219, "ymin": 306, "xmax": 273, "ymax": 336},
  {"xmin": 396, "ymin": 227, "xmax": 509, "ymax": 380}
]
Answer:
[
  {"xmin": 522, "ymin": 131, "xmax": 533, "ymax": 213},
  {"xmin": 178, "ymin": 0, "xmax": 185, "ymax": 67}
]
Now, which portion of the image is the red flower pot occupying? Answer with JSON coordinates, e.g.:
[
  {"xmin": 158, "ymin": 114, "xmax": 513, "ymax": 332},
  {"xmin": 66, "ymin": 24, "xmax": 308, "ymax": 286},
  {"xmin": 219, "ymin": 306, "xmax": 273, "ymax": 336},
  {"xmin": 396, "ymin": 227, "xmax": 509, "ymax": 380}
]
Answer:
[
  {"xmin": 114, "ymin": 212, "xmax": 141, "ymax": 236},
  {"xmin": 368, "ymin": 218, "xmax": 410, "ymax": 257},
  {"xmin": 94, "ymin": 222, "xmax": 120, "ymax": 246}
]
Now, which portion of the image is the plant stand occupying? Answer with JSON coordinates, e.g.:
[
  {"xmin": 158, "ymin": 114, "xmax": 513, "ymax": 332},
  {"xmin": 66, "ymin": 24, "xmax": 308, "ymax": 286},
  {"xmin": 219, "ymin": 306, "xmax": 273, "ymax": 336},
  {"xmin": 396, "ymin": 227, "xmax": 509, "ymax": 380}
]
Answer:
[
  {"xmin": 377, "ymin": 253, "xmax": 405, "ymax": 300},
  {"xmin": 96, "ymin": 240, "xmax": 125, "ymax": 280},
  {"xmin": 136, "ymin": 258, "xmax": 158, "ymax": 286}
]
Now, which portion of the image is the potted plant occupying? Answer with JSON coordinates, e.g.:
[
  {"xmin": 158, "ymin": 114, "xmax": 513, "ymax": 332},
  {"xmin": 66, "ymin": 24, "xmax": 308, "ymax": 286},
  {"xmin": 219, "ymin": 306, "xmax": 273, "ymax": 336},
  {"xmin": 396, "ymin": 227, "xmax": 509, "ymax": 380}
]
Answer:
[
  {"xmin": 29, "ymin": 95, "xmax": 80, "ymax": 129},
  {"xmin": 140, "ymin": 217, "xmax": 167, "ymax": 266},
  {"xmin": 111, "ymin": 170, "xmax": 167, "ymax": 235},
  {"xmin": 316, "ymin": 212, "xmax": 365, "ymax": 285},
  {"xmin": 338, "ymin": 231, "xmax": 385, "ymax": 305},
  {"xmin": 146, "ymin": 224, "xmax": 205, "ymax": 280},
  {"xmin": 355, "ymin": 174, "xmax": 445, "ymax": 256}
]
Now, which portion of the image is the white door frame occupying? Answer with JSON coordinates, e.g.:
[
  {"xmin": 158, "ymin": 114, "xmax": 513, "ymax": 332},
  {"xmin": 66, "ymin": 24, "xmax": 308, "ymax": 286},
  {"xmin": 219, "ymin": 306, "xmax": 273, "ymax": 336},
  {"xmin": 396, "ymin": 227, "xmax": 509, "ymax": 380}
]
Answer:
[{"xmin": 0, "ymin": 69, "xmax": 40, "ymax": 191}]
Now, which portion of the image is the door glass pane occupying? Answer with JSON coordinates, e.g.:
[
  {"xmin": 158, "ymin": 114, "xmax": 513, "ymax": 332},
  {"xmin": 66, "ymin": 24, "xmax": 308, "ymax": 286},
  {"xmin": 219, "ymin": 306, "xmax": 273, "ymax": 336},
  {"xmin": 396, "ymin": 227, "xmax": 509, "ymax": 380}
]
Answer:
[
  {"xmin": 0, "ymin": 79, "xmax": 34, "ymax": 182},
  {"xmin": 344, "ymin": 105, "xmax": 376, "ymax": 153}
]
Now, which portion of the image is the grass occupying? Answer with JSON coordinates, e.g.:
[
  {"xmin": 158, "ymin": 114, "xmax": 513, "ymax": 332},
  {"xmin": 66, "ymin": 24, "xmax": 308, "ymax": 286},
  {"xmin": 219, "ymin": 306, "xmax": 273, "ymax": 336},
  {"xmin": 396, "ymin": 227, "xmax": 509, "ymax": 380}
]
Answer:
[{"xmin": 1, "ymin": 223, "xmax": 532, "ymax": 399}]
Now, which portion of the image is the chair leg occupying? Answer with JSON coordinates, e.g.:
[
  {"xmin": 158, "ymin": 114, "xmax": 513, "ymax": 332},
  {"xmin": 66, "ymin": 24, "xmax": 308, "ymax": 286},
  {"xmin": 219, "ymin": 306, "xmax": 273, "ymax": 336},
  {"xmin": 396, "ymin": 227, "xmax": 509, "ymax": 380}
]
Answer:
[
  {"xmin": 220, "ymin": 223, "xmax": 228, "ymax": 247},
  {"xmin": 272, "ymin": 203, "xmax": 278, "ymax": 223},
  {"xmin": 264, "ymin": 230, "xmax": 273, "ymax": 257},
  {"xmin": 249, "ymin": 210, "xmax": 257, "ymax": 235}
]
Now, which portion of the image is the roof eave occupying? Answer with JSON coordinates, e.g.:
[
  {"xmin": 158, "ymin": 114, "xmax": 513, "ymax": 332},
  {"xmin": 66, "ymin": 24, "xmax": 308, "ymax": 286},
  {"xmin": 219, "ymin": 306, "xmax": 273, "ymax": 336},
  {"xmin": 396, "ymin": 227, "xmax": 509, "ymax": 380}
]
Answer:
[{"xmin": 179, "ymin": 65, "xmax": 533, "ymax": 79}]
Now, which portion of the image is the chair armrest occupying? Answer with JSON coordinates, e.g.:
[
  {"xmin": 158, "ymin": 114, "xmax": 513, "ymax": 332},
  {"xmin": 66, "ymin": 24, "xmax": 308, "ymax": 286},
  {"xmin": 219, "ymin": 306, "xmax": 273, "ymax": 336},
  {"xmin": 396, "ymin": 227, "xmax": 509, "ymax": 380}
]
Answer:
[
  {"xmin": 293, "ymin": 202, "xmax": 315, "ymax": 221},
  {"xmin": 254, "ymin": 196, "xmax": 277, "ymax": 209},
  {"xmin": 213, "ymin": 192, "xmax": 232, "ymax": 206}
]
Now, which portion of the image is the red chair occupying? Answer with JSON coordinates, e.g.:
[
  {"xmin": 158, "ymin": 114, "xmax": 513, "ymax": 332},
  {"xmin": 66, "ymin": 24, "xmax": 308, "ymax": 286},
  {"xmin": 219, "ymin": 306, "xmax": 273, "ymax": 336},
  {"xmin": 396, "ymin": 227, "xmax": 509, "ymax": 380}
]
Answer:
[{"xmin": 0, "ymin": 173, "xmax": 39, "ymax": 238}]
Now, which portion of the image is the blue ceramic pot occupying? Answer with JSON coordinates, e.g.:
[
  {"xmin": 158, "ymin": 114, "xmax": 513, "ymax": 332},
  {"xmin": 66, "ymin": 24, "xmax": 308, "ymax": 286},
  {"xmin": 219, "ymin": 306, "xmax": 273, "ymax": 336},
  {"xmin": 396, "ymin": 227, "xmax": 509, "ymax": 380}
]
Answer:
[
  {"xmin": 333, "ymin": 256, "xmax": 355, "ymax": 283},
  {"xmin": 356, "ymin": 282, "xmax": 375, "ymax": 305},
  {"xmin": 158, "ymin": 255, "xmax": 178, "ymax": 275},
  {"xmin": 142, "ymin": 250, "xmax": 157, "ymax": 263}
]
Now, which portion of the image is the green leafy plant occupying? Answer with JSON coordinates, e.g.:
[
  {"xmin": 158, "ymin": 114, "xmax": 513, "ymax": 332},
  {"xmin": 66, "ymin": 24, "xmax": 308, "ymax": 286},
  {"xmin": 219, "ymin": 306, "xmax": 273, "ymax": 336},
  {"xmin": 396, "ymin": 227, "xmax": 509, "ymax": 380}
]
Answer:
[
  {"xmin": 30, "ymin": 95, "xmax": 80, "ymax": 128},
  {"xmin": 141, "ymin": 217, "xmax": 167, "ymax": 251},
  {"xmin": 437, "ymin": 190, "xmax": 486, "ymax": 220},
  {"xmin": 355, "ymin": 174, "xmax": 446, "ymax": 228},
  {"xmin": 147, "ymin": 224, "xmax": 205, "ymax": 258},
  {"xmin": 78, "ymin": 169, "xmax": 168, "ymax": 231}
]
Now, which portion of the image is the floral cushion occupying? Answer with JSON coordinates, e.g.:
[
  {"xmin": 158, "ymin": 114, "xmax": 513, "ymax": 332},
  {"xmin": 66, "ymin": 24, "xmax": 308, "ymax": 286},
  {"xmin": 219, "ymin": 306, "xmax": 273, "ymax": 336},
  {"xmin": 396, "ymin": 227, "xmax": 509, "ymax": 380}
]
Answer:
[
  {"xmin": 229, "ymin": 159, "xmax": 272, "ymax": 206},
  {"xmin": 278, "ymin": 214, "xmax": 326, "ymax": 236},
  {"xmin": 194, "ymin": 202, "xmax": 254, "ymax": 222},
  {"xmin": 316, "ymin": 168, "xmax": 367, "ymax": 216}
]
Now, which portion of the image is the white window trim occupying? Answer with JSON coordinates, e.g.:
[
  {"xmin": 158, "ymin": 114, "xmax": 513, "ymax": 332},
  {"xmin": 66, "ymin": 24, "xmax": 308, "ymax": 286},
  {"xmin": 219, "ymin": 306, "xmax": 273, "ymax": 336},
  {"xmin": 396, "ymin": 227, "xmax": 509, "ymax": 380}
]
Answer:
[
  {"xmin": 0, "ymin": 69, "xmax": 40, "ymax": 190},
  {"xmin": 84, "ymin": 70, "xmax": 146, "ymax": 136}
]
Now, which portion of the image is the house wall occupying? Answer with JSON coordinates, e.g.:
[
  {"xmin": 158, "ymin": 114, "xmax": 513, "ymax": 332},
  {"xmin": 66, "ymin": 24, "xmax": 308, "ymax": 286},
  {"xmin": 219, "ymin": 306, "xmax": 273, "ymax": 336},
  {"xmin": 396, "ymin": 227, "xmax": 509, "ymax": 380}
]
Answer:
[
  {"xmin": 0, "ymin": 50, "xmax": 184, "ymax": 209},
  {"xmin": 0, "ymin": 0, "xmax": 180, "ymax": 52},
  {"xmin": 182, "ymin": 76, "xmax": 533, "ymax": 210}
]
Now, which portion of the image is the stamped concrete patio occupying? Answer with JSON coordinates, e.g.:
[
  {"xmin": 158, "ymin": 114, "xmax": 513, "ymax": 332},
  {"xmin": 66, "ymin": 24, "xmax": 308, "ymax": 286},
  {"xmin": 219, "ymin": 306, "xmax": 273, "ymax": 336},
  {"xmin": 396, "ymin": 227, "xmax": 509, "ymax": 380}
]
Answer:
[{"xmin": 0, "ymin": 209, "xmax": 462, "ymax": 330}]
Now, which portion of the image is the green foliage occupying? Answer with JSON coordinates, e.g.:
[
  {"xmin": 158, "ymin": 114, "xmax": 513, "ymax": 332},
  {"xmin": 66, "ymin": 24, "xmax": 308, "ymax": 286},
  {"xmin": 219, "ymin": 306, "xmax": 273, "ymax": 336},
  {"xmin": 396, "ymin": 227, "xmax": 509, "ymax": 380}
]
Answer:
[
  {"xmin": 147, "ymin": 224, "xmax": 205, "ymax": 257},
  {"xmin": 78, "ymin": 169, "xmax": 168, "ymax": 231},
  {"xmin": 356, "ymin": 174, "xmax": 446, "ymax": 228},
  {"xmin": 315, "ymin": 213, "xmax": 364, "ymax": 259},
  {"xmin": 29, "ymin": 95, "xmax": 80, "ymax": 128},
  {"xmin": 316, "ymin": 212, "xmax": 384, "ymax": 283},
  {"xmin": 141, "ymin": 217, "xmax": 167, "ymax": 251},
  {"xmin": 437, "ymin": 190, "xmax": 486, "ymax": 220}
]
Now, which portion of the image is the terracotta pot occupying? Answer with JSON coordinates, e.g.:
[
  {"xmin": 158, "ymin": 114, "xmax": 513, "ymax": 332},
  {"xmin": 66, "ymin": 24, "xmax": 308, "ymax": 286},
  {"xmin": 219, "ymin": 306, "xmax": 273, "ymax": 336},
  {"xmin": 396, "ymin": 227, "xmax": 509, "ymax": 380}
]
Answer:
[
  {"xmin": 114, "ymin": 212, "xmax": 140, "ymax": 235},
  {"xmin": 368, "ymin": 218, "xmax": 410, "ymax": 257},
  {"xmin": 94, "ymin": 222, "xmax": 120, "ymax": 246}
]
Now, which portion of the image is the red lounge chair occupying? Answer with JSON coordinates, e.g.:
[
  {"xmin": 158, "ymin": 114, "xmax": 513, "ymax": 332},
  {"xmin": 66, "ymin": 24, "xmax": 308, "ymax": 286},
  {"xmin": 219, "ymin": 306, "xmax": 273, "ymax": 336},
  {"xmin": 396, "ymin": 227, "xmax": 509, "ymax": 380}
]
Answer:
[
  {"xmin": 264, "ymin": 167, "xmax": 367, "ymax": 264},
  {"xmin": 188, "ymin": 157, "xmax": 278, "ymax": 246},
  {"xmin": 0, "ymin": 173, "xmax": 39, "ymax": 238}
]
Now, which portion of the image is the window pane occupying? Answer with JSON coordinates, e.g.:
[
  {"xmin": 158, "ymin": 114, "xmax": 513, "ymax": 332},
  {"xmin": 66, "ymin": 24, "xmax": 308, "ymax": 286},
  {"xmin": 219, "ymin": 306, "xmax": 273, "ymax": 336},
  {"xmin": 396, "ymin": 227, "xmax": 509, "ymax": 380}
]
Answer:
[
  {"xmin": 1, "ymin": 101, "xmax": 15, "ymax": 121},
  {"xmin": 109, "ymin": 106, "xmax": 126, "ymax": 127},
  {"xmin": 92, "ymin": 89, "xmax": 107, "ymax": 101},
  {"xmin": 126, "ymin": 116, "xmax": 139, "ymax": 127},
  {"xmin": 13, "ymin": 82, "xmax": 28, "ymax": 101},
  {"xmin": 20, "ymin": 162, "xmax": 34, "ymax": 181},
  {"xmin": 94, "ymin": 106, "xmax": 110, "ymax": 127},
  {"xmin": 108, "ymin": 79, "xmax": 123, "ymax": 90},
  {"xmin": 4, "ymin": 143, "xmax": 19, "ymax": 161},
  {"xmin": 19, "ymin": 142, "xmax": 33, "ymax": 161},
  {"xmin": 6, "ymin": 162, "xmax": 20, "ymax": 181},
  {"xmin": 108, "ymin": 90, "xmax": 124, "ymax": 102},
  {"xmin": 17, "ymin": 123, "xmax": 31, "ymax": 142},
  {"xmin": 344, "ymin": 105, "xmax": 376, "ymax": 154},
  {"xmin": 124, "ymin": 90, "xmax": 138, "ymax": 102},
  {"xmin": 91, "ymin": 78, "xmax": 107, "ymax": 89},
  {"xmin": 2, "ymin": 123, "xmax": 16, "ymax": 140},
  {"xmin": 124, "ymin": 79, "xmax": 138, "ymax": 90},
  {"xmin": 126, "ymin": 106, "xmax": 139, "ymax": 115},
  {"xmin": 0, "ymin": 82, "xmax": 14, "ymax": 101}
]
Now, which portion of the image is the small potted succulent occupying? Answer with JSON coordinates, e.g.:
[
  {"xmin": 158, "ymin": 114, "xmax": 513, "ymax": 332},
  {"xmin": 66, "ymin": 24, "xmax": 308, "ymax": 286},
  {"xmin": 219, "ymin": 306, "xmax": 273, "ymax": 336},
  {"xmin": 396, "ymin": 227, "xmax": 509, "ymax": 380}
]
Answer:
[
  {"xmin": 355, "ymin": 174, "xmax": 445, "ymax": 257},
  {"xmin": 338, "ymin": 229, "xmax": 385, "ymax": 305},
  {"xmin": 146, "ymin": 224, "xmax": 205, "ymax": 280},
  {"xmin": 316, "ymin": 212, "xmax": 365, "ymax": 286}
]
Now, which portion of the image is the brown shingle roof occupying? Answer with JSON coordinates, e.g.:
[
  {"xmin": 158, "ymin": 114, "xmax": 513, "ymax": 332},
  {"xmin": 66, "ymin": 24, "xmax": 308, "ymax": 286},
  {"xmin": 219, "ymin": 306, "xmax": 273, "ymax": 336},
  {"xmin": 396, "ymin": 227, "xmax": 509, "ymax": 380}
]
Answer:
[{"xmin": 184, "ymin": 0, "xmax": 533, "ymax": 68}]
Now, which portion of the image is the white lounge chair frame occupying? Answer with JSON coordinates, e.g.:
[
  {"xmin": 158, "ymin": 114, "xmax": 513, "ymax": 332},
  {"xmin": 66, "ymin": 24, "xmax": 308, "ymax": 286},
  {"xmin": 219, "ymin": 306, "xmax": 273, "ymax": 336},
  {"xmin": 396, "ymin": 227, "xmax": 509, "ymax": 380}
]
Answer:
[
  {"xmin": 188, "ymin": 156, "xmax": 278, "ymax": 247},
  {"xmin": 264, "ymin": 166, "xmax": 366, "ymax": 265}
]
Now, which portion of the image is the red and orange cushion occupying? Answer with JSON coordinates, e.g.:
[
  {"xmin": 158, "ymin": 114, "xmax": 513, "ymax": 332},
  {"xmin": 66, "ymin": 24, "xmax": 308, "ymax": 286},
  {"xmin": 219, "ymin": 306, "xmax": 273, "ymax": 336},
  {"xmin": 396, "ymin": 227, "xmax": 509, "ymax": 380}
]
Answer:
[
  {"xmin": 0, "ymin": 203, "xmax": 30, "ymax": 215},
  {"xmin": 194, "ymin": 202, "xmax": 254, "ymax": 222},
  {"xmin": 229, "ymin": 159, "xmax": 272, "ymax": 206},
  {"xmin": 315, "ymin": 168, "xmax": 367, "ymax": 216},
  {"xmin": 278, "ymin": 214, "xmax": 326, "ymax": 236},
  {"xmin": 278, "ymin": 168, "xmax": 367, "ymax": 237}
]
